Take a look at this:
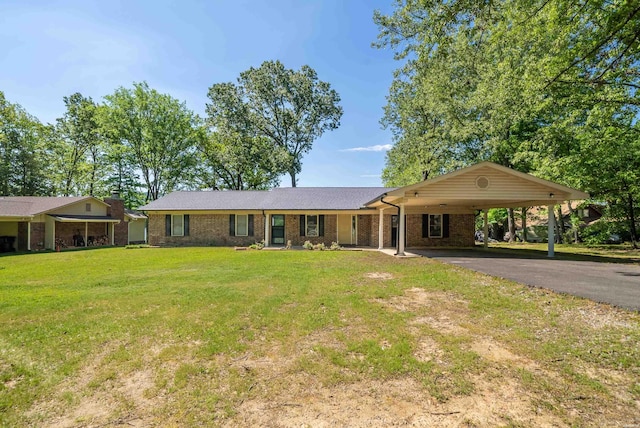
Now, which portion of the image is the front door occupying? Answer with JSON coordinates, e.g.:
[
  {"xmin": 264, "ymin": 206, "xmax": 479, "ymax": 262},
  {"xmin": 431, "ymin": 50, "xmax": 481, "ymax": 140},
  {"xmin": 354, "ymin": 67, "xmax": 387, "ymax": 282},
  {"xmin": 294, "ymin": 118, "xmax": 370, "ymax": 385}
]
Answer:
[
  {"xmin": 271, "ymin": 215, "xmax": 285, "ymax": 245},
  {"xmin": 390, "ymin": 215, "xmax": 406, "ymax": 247}
]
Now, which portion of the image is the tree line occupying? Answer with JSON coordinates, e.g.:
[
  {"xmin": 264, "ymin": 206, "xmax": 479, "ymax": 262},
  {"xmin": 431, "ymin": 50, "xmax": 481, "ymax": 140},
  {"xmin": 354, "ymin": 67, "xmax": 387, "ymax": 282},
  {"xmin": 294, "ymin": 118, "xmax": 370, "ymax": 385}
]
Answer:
[
  {"xmin": 374, "ymin": 0, "xmax": 640, "ymax": 247},
  {"xmin": 0, "ymin": 60, "xmax": 342, "ymax": 208}
]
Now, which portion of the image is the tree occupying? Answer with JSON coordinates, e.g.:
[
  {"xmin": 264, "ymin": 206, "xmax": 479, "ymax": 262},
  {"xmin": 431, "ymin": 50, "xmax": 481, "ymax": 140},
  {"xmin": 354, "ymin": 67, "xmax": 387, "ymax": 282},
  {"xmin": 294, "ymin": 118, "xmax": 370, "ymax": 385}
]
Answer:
[
  {"xmin": 207, "ymin": 60, "xmax": 343, "ymax": 187},
  {"xmin": 203, "ymin": 82, "xmax": 286, "ymax": 190},
  {"xmin": 0, "ymin": 91, "xmax": 52, "ymax": 196},
  {"xmin": 103, "ymin": 82, "xmax": 201, "ymax": 201},
  {"xmin": 53, "ymin": 93, "xmax": 105, "ymax": 196},
  {"xmin": 374, "ymin": 0, "xmax": 640, "ymax": 243}
]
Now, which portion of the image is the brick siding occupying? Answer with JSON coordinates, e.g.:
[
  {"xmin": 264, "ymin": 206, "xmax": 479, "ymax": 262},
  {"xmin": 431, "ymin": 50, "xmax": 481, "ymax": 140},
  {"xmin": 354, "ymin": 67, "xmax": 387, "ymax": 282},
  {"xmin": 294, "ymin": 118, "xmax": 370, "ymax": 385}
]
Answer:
[
  {"xmin": 149, "ymin": 213, "xmax": 265, "ymax": 247},
  {"xmin": 148, "ymin": 212, "xmax": 476, "ymax": 248},
  {"xmin": 104, "ymin": 197, "xmax": 128, "ymax": 245}
]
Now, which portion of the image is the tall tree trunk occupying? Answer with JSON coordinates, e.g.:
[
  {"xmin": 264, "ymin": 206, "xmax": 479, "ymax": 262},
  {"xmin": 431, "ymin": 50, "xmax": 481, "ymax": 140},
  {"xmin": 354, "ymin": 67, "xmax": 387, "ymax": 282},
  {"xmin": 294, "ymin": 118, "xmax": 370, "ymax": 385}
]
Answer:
[
  {"xmin": 555, "ymin": 205, "xmax": 564, "ymax": 244},
  {"xmin": 507, "ymin": 208, "xmax": 516, "ymax": 242},
  {"xmin": 628, "ymin": 192, "xmax": 638, "ymax": 249},
  {"xmin": 566, "ymin": 201, "xmax": 578, "ymax": 243},
  {"xmin": 521, "ymin": 207, "xmax": 528, "ymax": 242},
  {"xmin": 290, "ymin": 170, "xmax": 297, "ymax": 188}
]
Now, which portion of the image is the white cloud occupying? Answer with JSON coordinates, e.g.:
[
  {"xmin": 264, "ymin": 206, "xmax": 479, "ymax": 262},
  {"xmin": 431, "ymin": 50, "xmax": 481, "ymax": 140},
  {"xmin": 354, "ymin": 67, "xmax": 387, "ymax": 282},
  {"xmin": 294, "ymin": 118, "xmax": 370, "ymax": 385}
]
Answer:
[{"xmin": 340, "ymin": 144, "xmax": 393, "ymax": 152}]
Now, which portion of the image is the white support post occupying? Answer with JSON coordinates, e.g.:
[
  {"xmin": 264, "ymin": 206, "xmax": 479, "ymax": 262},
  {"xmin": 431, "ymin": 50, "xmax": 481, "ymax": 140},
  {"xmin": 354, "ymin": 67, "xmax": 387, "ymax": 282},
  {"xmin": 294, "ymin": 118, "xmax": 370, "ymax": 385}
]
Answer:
[
  {"xmin": 85, "ymin": 222, "xmax": 89, "ymax": 247},
  {"xmin": 547, "ymin": 205, "xmax": 555, "ymax": 257},
  {"xmin": 264, "ymin": 213, "xmax": 270, "ymax": 246},
  {"xmin": 27, "ymin": 222, "xmax": 31, "ymax": 251},
  {"xmin": 378, "ymin": 208, "xmax": 385, "ymax": 249},
  {"xmin": 398, "ymin": 203, "xmax": 406, "ymax": 256},
  {"xmin": 483, "ymin": 210, "xmax": 489, "ymax": 249},
  {"xmin": 110, "ymin": 223, "xmax": 115, "ymax": 246}
]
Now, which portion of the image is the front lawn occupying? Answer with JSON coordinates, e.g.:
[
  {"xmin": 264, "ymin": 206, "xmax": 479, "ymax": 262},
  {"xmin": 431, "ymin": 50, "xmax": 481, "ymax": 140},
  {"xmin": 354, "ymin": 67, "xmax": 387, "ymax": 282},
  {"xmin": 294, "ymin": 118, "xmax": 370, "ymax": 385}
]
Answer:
[{"xmin": 1, "ymin": 248, "xmax": 638, "ymax": 427}]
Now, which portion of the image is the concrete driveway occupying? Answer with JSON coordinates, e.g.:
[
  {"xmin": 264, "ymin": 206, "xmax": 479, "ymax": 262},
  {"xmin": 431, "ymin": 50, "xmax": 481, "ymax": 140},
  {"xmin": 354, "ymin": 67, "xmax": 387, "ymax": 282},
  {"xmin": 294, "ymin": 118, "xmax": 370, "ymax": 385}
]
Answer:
[{"xmin": 412, "ymin": 249, "xmax": 640, "ymax": 311}]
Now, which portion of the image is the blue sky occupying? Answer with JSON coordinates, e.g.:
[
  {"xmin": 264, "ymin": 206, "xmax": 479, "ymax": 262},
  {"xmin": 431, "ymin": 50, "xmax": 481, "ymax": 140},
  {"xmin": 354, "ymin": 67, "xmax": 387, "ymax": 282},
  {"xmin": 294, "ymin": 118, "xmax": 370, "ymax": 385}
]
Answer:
[{"xmin": 0, "ymin": 0, "xmax": 399, "ymax": 187}]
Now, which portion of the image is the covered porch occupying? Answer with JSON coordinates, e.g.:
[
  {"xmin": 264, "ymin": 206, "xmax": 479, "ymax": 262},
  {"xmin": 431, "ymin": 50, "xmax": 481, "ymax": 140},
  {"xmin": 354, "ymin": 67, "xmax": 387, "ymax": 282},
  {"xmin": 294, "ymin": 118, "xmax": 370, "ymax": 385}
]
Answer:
[
  {"xmin": 366, "ymin": 162, "xmax": 589, "ymax": 257},
  {"xmin": 45, "ymin": 215, "xmax": 121, "ymax": 250}
]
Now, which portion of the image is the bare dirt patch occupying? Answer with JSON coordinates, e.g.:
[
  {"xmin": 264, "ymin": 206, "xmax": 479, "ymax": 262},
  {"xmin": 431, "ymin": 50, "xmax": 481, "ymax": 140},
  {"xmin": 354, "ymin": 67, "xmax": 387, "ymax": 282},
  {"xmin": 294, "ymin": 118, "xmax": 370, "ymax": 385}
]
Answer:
[
  {"xmin": 364, "ymin": 272, "xmax": 394, "ymax": 280},
  {"xmin": 230, "ymin": 374, "xmax": 566, "ymax": 428}
]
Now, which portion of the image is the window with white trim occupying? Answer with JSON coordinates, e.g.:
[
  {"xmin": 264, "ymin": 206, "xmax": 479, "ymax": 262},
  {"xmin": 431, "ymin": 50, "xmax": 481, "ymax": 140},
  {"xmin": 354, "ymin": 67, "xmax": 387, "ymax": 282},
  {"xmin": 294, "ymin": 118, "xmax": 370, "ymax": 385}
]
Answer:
[
  {"xmin": 236, "ymin": 214, "xmax": 248, "ymax": 236},
  {"xmin": 306, "ymin": 215, "xmax": 318, "ymax": 237},
  {"xmin": 171, "ymin": 214, "xmax": 184, "ymax": 236},
  {"xmin": 429, "ymin": 214, "xmax": 443, "ymax": 238}
]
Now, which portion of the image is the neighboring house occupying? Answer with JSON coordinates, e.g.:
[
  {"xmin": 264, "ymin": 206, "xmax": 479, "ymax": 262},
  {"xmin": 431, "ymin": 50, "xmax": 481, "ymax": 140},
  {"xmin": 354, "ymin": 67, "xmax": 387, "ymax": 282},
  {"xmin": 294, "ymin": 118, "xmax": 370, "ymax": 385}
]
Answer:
[
  {"xmin": 140, "ymin": 162, "xmax": 589, "ymax": 254},
  {"xmin": 0, "ymin": 193, "xmax": 147, "ymax": 252}
]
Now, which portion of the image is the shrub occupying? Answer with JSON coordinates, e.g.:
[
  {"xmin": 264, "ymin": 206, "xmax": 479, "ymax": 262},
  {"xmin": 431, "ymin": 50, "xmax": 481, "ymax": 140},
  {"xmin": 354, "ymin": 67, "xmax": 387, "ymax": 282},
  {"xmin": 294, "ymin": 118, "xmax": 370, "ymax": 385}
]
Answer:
[
  {"xmin": 303, "ymin": 240, "xmax": 314, "ymax": 250},
  {"xmin": 313, "ymin": 243, "xmax": 326, "ymax": 251},
  {"xmin": 330, "ymin": 242, "xmax": 341, "ymax": 251},
  {"xmin": 249, "ymin": 240, "xmax": 265, "ymax": 250}
]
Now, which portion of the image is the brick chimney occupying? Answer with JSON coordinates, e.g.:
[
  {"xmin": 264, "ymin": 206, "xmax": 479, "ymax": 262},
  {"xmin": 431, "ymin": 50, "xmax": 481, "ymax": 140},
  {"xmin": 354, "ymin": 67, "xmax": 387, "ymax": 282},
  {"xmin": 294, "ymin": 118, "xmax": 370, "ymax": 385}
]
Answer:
[{"xmin": 104, "ymin": 191, "xmax": 128, "ymax": 246}]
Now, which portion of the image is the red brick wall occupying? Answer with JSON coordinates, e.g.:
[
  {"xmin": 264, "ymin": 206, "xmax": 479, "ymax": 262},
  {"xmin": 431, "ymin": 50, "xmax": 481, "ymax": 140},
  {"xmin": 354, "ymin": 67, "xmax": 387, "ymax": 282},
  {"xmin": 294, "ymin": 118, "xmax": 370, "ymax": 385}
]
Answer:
[
  {"xmin": 104, "ymin": 197, "xmax": 128, "ymax": 246},
  {"xmin": 55, "ymin": 222, "xmax": 109, "ymax": 247},
  {"xmin": 357, "ymin": 214, "xmax": 371, "ymax": 246},
  {"xmin": 147, "ymin": 212, "xmax": 475, "ymax": 248},
  {"xmin": 16, "ymin": 221, "xmax": 43, "ymax": 251},
  {"xmin": 370, "ymin": 214, "xmax": 396, "ymax": 248},
  {"xmin": 284, "ymin": 214, "xmax": 337, "ymax": 247},
  {"xmin": 370, "ymin": 213, "xmax": 475, "ymax": 248},
  {"xmin": 148, "ymin": 213, "xmax": 265, "ymax": 247},
  {"xmin": 406, "ymin": 214, "xmax": 475, "ymax": 247}
]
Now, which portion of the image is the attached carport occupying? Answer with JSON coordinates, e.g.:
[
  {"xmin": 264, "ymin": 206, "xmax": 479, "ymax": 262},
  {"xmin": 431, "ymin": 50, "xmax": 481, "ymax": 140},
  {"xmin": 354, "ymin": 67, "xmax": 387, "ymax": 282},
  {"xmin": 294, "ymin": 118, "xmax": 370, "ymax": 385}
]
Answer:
[{"xmin": 365, "ymin": 162, "xmax": 590, "ymax": 257}]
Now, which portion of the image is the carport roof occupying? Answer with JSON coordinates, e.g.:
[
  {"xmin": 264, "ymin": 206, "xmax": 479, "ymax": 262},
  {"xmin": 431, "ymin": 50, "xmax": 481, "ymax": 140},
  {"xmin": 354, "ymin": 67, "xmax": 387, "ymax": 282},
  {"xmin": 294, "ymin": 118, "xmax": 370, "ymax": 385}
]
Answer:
[{"xmin": 365, "ymin": 162, "xmax": 590, "ymax": 209}]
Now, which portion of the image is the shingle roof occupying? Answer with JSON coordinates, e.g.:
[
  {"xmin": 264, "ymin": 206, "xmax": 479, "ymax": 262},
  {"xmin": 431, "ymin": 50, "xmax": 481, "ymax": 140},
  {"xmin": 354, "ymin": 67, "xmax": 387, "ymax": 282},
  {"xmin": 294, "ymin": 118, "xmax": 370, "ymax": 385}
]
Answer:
[
  {"xmin": 0, "ymin": 196, "xmax": 93, "ymax": 217},
  {"xmin": 124, "ymin": 209, "xmax": 147, "ymax": 220},
  {"xmin": 139, "ymin": 187, "xmax": 395, "ymax": 211}
]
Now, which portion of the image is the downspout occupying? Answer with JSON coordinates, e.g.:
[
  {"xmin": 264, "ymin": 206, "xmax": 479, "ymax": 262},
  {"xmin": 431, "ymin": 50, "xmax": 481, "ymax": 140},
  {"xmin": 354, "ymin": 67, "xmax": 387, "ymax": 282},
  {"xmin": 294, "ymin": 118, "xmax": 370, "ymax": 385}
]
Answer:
[{"xmin": 380, "ymin": 194, "xmax": 401, "ymax": 255}]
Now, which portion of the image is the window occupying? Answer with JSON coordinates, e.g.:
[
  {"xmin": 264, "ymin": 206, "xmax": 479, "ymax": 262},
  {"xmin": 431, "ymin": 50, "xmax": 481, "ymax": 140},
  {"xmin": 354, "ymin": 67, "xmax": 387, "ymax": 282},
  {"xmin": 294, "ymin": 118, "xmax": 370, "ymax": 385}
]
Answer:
[
  {"xmin": 172, "ymin": 215, "xmax": 184, "ymax": 236},
  {"xmin": 429, "ymin": 214, "xmax": 443, "ymax": 238},
  {"xmin": 236, "ymin": 214, "xmax": 248, "ymax": 236},
  {"xmin": 85, "ymin": 203, "xmax": 91, "ymax": 212},
  {"xmin": 306, "ymin": 215, "xmax": 318, "ymax": 237},
  {"xmin": 299, "ymin": 215, "xmax": 324, "ymax": 237}
]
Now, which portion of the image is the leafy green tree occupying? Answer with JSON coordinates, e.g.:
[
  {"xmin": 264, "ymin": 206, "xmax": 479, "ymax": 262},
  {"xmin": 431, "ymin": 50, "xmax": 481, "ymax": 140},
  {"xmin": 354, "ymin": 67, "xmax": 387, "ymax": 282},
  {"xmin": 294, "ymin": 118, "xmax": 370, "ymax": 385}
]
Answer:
[
  {"xmin": 103, "ymin": 82, "xmax": 201, "ymax": 201},
  {"xmin": 53, "ymin": 93, "xmax": 105, "ymax": 196},
  {"xmin": 207, "ymin": 60, "xmax": 343, "ymax": 187},
  {"xmin": 204, "ymin": 82, "xmax": 286, "ymax": 190},
  {"xmin": 374, "ymin": 0, "xmax": 640, "ymax": 243},
  {"xmin": 0, "ymin": 92, "xmax": 53, "ymax": 196}
]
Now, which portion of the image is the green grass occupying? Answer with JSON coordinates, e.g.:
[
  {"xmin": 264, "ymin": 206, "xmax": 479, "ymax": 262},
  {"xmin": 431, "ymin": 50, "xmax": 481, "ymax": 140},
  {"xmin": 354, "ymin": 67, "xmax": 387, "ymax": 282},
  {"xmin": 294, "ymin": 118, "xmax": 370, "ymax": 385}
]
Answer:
[
  {"xmin": 489, "ymin": 242, "xmax": 640, "ymax": 263},
  {"xmin": 0, "ymin": 247, "xmax": 639, "ymax": 426}
]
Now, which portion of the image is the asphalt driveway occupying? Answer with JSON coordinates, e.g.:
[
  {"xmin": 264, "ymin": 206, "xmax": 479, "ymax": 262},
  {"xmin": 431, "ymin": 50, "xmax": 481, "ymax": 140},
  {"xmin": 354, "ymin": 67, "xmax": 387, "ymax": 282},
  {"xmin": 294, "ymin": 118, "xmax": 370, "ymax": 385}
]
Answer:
[{"xmin": 413, "ymin": 249, "xmax": 640, "ymax": 311}]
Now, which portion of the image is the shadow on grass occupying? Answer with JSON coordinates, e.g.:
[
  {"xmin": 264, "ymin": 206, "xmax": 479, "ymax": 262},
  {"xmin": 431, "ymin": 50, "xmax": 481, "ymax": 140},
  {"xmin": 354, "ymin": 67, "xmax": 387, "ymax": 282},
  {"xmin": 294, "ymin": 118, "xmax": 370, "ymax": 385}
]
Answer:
[
  {"xmin": 468, "ymin": 246, "xmax": 640, "ymax": 265},
  {"xmin": 0, "ymin": 246, "xmax": 118, "ymax": 258}
]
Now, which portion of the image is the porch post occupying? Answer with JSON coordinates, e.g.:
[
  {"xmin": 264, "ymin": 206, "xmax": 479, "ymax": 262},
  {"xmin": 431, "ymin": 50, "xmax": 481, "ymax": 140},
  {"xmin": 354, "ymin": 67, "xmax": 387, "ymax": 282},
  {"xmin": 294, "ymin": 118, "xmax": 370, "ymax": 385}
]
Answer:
[
  {"xmin": 85, "ymin": 222, "xmax": 88, "ymax": 247},
  {"xmin": 547, "ymin": 205, "xmax": 555, "ymax": 257},
  {"xmin": 264, "ymin": 213, "xmax": 270, "ymax": 246},
  {"xmin": 398, "ymin": 203, "xmax": 406, "ymax": 256},
  {"xmin": 27, "ymin": 222, "xmax": 31, "ymax": 251},
  {"xmin": 378, "ymin": 208, "xmax": 385, "ymax": 250},
  {"xmin": 483, "ymin": 210, "xmax": 489, "ymax": 249},
  {"xmin": 110, "ymin": 223, "xmax": 115, "ymax": 245}
]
